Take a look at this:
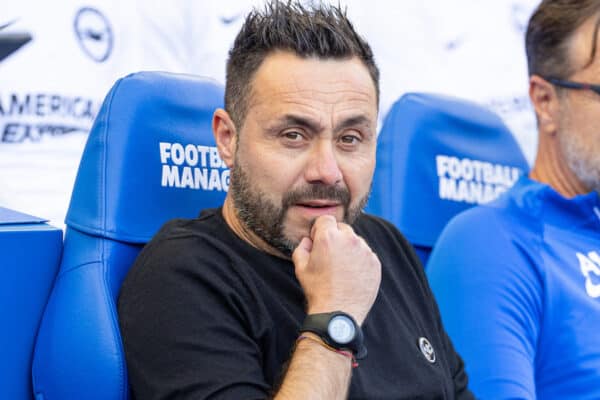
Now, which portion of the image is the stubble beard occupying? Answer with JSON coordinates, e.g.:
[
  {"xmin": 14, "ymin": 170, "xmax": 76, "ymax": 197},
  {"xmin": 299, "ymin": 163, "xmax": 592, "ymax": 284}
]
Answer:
[
  {"xmin": 229, "ymin": 161, "xmax": 369, "ymax": 256},
  {"xmin": 558, "ymin": 117, "xmax": 600, "ymax": 194}
]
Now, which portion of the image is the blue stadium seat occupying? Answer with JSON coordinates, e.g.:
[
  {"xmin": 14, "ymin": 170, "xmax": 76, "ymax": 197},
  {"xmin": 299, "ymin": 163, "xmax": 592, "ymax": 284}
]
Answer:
[
  {"xmin": 31, "ymin": 72, "xmax": 227, "ymax": 400},
  {"xmin": 0, "ymin": 208, "xmax": 62, "ymax": 400},
  {"xmin": 366, "ymin": 93, "xmax": 529, "ymax": 266}
]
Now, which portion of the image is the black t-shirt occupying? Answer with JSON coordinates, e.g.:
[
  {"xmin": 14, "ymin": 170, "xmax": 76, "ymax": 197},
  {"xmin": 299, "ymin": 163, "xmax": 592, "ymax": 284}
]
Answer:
[{"xmin": 118, "ymin": 208, "xmax": 473, "ymax": 399}]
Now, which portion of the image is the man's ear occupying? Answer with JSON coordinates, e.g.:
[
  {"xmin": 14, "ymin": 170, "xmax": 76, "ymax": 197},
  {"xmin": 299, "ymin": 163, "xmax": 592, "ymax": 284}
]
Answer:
[
  {"xmin": 529, "ymin": 75, "xmax": 560, "ymax": 136},
  {"xmin": 213, "ymin": 108, "xmax": 237, "ymax": 168}
]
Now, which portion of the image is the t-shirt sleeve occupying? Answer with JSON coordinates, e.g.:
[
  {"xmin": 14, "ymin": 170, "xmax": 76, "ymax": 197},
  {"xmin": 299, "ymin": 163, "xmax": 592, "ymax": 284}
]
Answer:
[
  {"xmin": 372, "ymin": 216, "xmax": 475, "ymax": 399},
  {"xmin": 118, "ymin": 234, "xmax": 270, "ymax": 400},
  {"xmin": 435, "ymin": 315, "xmax": 475, "ymax": 400},
  {"xmin": 397, "ymin": 222, "xmax": 475, "ymax": 399},
  {"xmin": 426, "ymin": 207, "xmax": 543, "ymax": 400}
]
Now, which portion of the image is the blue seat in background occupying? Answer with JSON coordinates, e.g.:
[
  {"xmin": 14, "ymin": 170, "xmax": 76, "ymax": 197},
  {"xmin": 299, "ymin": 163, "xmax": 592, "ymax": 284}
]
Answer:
[
  {"xmin": 366, "ymin": 93, "xmax": 529, "ymax": 266},
  {"xmin": 31, "ymin": 72, "xmax": 227, "ymax": 400},
  {"xmin": 0, "ymin": 208, "xmax": 62, "ymax": 400}
]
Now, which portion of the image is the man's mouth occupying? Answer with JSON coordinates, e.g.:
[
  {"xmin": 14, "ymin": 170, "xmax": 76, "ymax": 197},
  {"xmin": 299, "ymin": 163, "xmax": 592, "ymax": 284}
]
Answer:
[
  {"xmin": 292, "ymin": 200, "xmax": 343, "ymax": 220},
  {"xmin": 295, "ymin": 200, "xmax": 341, "ymax": 208}
]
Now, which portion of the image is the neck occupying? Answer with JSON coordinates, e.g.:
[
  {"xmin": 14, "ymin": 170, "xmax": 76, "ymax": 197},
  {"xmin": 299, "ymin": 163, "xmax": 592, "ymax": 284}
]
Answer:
[
  {"xmin": 221, "ymin": 195, "xmax": 289, "ymax": 259},
  {"xmin": 529, "ymin": 131, "xmax": 590, "ymax": 198}
]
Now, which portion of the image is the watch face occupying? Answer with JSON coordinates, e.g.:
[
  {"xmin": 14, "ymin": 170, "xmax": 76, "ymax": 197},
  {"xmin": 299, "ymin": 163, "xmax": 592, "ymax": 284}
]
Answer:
[{"xmin": 328, "ymin": 315, "xmax": 356, "ymax": 344}]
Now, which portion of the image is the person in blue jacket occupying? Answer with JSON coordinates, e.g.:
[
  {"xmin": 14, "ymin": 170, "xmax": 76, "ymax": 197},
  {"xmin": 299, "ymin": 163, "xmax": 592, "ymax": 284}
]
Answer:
[{"xmin": 427, "ymin": 0, "xmax": 600, "ymax": 398}]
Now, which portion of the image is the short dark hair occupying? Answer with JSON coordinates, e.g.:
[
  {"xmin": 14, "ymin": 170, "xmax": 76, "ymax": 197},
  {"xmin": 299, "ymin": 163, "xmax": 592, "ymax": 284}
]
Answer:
[
  {"xmin": 225, "ymin": 1, "xmax": 380, "ymax": 129},
  {"xmin": 526, "ymin": 0, "xmax": 600, "ymax": 79}
]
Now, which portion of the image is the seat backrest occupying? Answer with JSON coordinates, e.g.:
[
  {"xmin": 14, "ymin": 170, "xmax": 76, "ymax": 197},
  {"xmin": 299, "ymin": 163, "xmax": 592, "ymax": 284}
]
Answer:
[
  {"xmin": 367, "ymin": 93, "xmax": 529, "ymax": 265},
  {"xmin": 32, "ymin": 71, "xmax": 227, "ymax": 400}
]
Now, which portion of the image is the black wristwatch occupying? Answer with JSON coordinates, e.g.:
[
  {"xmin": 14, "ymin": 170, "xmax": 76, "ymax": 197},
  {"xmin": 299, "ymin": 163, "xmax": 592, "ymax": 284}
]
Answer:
[{"xmin": 300, "ymin": 311, "xmax": 367, "ymax": 359}]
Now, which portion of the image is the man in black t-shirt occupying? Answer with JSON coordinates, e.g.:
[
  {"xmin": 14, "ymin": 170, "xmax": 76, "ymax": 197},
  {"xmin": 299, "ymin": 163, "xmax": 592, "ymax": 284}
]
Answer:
[{"xmin": 118, "ymin": 2, "xmax": 474, "ymax": 399}]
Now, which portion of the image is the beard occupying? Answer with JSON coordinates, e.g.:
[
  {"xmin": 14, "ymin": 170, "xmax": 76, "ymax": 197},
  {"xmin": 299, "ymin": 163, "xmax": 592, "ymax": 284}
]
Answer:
[
  {"xmin": 558, "ymin": 121, "xmax": 600, "ymax": 194},
  {"xmin": 229, "ymin": 162, "xmax": 369, "ymax": 256}
]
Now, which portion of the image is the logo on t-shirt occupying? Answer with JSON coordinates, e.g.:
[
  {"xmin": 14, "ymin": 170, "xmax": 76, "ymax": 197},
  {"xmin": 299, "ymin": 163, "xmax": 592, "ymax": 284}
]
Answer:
[
  {"xmin": 576, "ymin": 251, "xmax": 600, "ymax": 298},
  {"xmin": 73, "ymin": 7, "xmax": 113, "ymax": 63},
  {"xmin": 418, "ymin": 337, "xmax": 436, "ymax": 363}
]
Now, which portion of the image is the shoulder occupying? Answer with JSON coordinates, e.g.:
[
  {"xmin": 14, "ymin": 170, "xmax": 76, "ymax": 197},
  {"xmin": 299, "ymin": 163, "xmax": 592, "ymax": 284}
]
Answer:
[
  {"xmin": 353, "ymin": 212, "xmax": 414, "ymax": 252},
  {"xmin": 432, "ymin": 178, "xmax": 544, "ymax": 269},
  {"xmin": 355, "ymin": 212, "xmax": 427, "ymax": 285},
  {"xmin": 120, "ymin": 208, "xmax": 249, "ymax": 302},
  {"xmin": 139, "ymin": 208, "xmax": 229, "ymax": 261},
  {"xmin": 427, "ymin": 181, "xmax": 546, "ymax": 314}
]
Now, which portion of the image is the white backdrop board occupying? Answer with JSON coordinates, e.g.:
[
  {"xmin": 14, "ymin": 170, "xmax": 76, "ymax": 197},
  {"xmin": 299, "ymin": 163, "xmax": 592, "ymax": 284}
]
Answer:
[{"xmin": 0, "ymin": 0, "xmax": 541, "ymax": 227}]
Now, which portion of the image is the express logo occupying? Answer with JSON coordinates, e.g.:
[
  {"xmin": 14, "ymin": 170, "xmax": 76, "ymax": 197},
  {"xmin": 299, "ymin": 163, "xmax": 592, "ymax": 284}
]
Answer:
[{"xmin": 73, "ymin": 7, "xmax": 113, "ymax": 63}]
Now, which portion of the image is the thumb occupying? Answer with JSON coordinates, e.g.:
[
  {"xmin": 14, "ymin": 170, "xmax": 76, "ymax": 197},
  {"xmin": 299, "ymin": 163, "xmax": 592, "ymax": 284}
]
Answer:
[{"xmin": 292, "ymin": 236, "xmax": 312, "ymax": 270}]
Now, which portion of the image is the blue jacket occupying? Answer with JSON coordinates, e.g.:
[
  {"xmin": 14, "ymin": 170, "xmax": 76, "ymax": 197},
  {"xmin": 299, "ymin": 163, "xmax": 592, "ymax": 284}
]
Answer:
[{"xmin": 427, "ymin": 176, "xmax": 600, "ymax": 399}]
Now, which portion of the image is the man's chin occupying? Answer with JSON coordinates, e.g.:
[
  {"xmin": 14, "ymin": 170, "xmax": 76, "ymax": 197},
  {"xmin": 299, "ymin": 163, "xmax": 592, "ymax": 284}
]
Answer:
[
  {"xmin": 278, "ymin": 205, "xmax": 354, "ymax": 254},
  {"xmin": 279, "ymin": 223, "xmax": 311, "ymax": 253},
  {"xmin": 267, "ymin": 236, "xmax": 298, "ymax": 258}
]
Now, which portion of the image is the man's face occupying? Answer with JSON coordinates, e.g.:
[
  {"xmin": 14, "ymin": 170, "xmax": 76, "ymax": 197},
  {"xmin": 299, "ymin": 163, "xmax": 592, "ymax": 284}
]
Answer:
[
  {"xmin": 229, "ymin": 51, "xmax": 378, "ymax": 255},
  {"xmin": 556, "ymin": 17, "xmax": 600, "ymax": 193}
]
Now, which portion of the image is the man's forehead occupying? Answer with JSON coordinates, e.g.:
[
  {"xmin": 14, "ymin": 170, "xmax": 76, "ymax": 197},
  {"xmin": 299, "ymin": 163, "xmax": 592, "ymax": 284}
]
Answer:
[{"xmin": 248, "ymin": 51, "xmax": 377, "ymax": 106}]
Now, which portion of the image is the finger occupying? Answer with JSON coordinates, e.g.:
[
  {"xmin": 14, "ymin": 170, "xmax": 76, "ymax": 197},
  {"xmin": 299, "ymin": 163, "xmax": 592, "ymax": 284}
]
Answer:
[
  {"xmin": 336, "ymin": 222, "xmax": 355, "ymax": 234},
  {"xmin": 292, "ymin": 236, "xmax": 313, "ymax": 268},
  {"xmin": 337, "ymin": 222, "xmax": 368, "ymax": 250},
  {"xmin": 310, "ymin": 215, "xmax": 338, "ymax": 239}
]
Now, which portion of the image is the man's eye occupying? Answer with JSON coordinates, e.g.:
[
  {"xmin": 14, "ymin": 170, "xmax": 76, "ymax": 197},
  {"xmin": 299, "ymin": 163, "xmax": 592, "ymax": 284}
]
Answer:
[
  {"xmin": 340, "ymin": 135, "xmax": 360, "ymax": 145},
  {"xmin": 283, "ymin": 131, "xmax": 303, "ymax": 141}
]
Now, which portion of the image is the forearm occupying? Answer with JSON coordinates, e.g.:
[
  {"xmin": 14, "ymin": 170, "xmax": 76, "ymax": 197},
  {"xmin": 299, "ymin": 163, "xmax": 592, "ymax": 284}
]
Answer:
[
  {"xmin": 274, "ymin": 333, "xmax": 353, "ymax": 399},
  {"xmin": 277, "ymin": 217, "xmax": 380, "ymax": 399}
]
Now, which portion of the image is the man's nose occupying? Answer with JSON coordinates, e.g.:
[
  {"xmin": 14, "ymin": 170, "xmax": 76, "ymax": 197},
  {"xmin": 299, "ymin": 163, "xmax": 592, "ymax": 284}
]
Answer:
[{"xmin": 304, "ymin": 139, "xmax": 343, "ymax": 185}]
